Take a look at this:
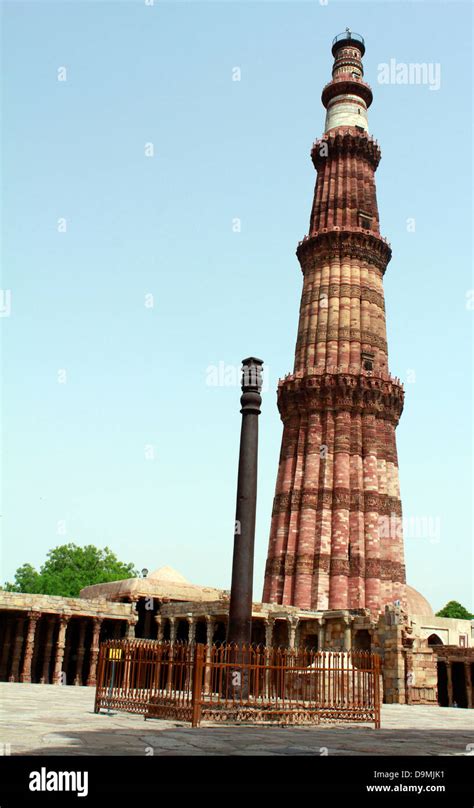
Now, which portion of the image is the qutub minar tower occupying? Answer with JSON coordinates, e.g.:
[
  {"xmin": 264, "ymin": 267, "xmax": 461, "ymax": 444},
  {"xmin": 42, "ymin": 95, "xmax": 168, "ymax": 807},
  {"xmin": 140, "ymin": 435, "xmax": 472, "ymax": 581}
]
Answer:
[{"xmin": 263, "ymin": 30, "xmax": 406, "ymax": 616}]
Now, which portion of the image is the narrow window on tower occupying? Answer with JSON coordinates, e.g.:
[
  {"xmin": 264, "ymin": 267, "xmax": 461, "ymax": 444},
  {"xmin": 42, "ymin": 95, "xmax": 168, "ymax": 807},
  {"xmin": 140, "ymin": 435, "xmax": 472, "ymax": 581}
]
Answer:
[
  {"xmin": 361, "ymin": 351, "xmax": 375, "ymax": 371},
  {"xmin": 359, "ymin": 211, "xmax": 372, "ymax": 230}
]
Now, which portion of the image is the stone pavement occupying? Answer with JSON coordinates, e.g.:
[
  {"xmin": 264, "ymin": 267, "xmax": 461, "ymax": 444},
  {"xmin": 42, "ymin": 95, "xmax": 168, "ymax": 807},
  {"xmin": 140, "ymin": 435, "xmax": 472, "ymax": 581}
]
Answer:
[{"xmin": 1, "ymin": 683, "xmax": 473, "ymax": 756}]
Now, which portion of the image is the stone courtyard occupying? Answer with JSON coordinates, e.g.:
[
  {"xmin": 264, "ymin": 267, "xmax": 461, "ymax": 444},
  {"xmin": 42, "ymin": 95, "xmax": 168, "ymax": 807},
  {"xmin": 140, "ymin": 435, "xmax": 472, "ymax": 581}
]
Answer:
[{"xmin": 2, "ymin": 683, "xmax": 473, "ymax": 757}]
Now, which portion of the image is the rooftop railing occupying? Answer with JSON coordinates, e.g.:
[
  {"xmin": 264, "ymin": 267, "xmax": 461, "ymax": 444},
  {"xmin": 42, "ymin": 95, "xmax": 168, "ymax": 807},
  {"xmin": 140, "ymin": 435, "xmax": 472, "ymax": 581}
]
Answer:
[{"xmin": 332, "ymin": 31, "xmax": 365, "ymax": 47}]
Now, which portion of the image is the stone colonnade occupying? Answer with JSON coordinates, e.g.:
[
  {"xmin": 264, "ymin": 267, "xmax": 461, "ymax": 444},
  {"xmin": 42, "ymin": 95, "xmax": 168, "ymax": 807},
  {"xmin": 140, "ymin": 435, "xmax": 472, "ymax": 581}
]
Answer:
[
  {"xmin": 153, "ymin": 611, "xmax": 358, "ymax": 652},
  {"xmin": 439, "ymin": 654, "xmax": 473, "ymax": 709},
  {"xmin": 0, "ymin": 610, "xmax": 136, "ymax": 686}
]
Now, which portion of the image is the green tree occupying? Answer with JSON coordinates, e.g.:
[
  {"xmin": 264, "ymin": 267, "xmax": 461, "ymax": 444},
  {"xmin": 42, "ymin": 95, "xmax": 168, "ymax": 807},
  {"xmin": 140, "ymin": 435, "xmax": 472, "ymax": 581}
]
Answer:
[
  {"xmin": 436, "ymin": 601, "xmax": 474, "ymax": 620},
  {"xmin": 4, "ymin": 563, "xmax": 42, "ymax": 594},
  {"xmin": 3, "ymin": 544, "xmax": 138, "ymax": 597}
]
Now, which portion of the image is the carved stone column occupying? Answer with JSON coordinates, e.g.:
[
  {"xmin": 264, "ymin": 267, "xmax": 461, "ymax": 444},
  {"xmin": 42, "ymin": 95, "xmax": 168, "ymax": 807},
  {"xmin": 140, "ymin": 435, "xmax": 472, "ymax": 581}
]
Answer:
[
  {"xmin": 0, "ymin": 618, "xmax": 14, "ymax": 680},
  {"xmin": 9, "ymin": 617, "xmax": 26, "ymax": 682},
  {"xmin": 205, "ymin": 616, "xmax": 215, "ymax": 647},
  {"xmin": 62, "ymin": 623, "xmax": 73, "ymax": 677},
  {"xmin": 40, "ymin": 617, "xmax": 57, "ymax": 683},
  {"xmin": 74, "ymin": 620, "xmax": 88, "ymax": 686},
  {"xmin": 264, "ymin": 618, "xmax": 275, "ymax": 697},
  {"xmin": 187, "ymin": 617, "xmax": 196, "ymax": 645},
  {"xmin": 264, "ymin": 617, "xmax": 275, "ymax": 649},
  {"xmin": 343, "ymin": 617, "xmax": 353, "ymax": 651},
  {"xmin": 184, "ymin": 617, "xmax": 197, "ymax": 689},
  {"xmin": 165, "ymin": 618, "xmax": 178, "ymax": 691},
  {"xmin": 446, "ymin": 661, "xmax": 453, "ymax": 706},
  {"xmin": 154, "ymin": 615, "xmax": 164, "ymax": 642},
  {"xmin": 86, "ymin": 618, "xmax": 103, "ymax": 687},
  {"xmin": 52, "ymin": 615, "xmax": 70, "ymax": 685},
  {"xmin": 287, "ymin": 617, "xmax": 299, "ymax": 650},
  {"xmin": 204, "ymin": 617, "xmax": 215, "ymax": 695},
  {"xmin": 20, "ymin": 611, "xmax": 41, "ymax": 683},
  {"xmin": 465, "ymin": 662, "xmax": 472, "ymax": 709},
  {"xmin": 318, "ymin": 618, "xmax": 326, "ymax": 651},
  {"xmin": 127, "ymin": 597, "xmax": 139, "ymax": 638},
  {"xmin": 169, "ymin": 617, "xmax": 177, "ymax": 644}
]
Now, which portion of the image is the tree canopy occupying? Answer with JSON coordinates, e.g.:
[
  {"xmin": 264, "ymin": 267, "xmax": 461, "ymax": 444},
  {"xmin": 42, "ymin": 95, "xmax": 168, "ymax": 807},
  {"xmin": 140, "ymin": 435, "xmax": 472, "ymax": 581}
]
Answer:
[
  {"xmin": 3, "ymin": 543, "xmax": 138, "ymax": 598},
  {"xmin": 436, "ymin": 600, "xmax": 474, "ymax": 620}
]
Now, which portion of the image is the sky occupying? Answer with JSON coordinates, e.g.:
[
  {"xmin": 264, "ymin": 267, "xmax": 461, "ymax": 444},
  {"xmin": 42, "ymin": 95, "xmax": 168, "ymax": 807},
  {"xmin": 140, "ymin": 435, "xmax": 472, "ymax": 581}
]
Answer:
[{"xmin": 1, "ymin": 0, "xmax": 472, "ymax": 612}]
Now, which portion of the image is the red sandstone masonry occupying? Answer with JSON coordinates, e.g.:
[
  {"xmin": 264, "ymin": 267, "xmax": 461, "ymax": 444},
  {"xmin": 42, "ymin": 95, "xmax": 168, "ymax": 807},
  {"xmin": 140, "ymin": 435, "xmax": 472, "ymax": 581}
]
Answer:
[{"xmin": 262, "ymin": 38, "xmax": 407, "ymax": 616}]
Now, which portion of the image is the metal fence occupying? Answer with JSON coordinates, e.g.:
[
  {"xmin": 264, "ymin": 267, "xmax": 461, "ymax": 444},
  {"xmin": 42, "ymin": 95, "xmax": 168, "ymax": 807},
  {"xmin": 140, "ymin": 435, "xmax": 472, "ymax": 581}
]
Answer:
[{"xmin": 94, "ymin": 640, "xmax": 381, "ymax": 728}]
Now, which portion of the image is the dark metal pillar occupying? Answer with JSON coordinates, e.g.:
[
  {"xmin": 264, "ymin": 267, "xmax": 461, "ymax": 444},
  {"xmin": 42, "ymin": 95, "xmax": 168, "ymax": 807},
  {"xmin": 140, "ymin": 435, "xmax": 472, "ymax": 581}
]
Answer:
[{"xmin": 227, "ymin": 357, "xmax": 263, "ymax": 648}]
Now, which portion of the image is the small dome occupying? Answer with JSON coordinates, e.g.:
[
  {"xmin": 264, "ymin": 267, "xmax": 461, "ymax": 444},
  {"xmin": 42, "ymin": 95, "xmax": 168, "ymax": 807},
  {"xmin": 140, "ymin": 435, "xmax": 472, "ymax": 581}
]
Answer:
[
  {"xmin": 406, "ymin": 585, "xmax": 434, "ymax": 615},
  {"xmin": 147, "ymin": 565, "xmax": 190, "ymax": 584}
]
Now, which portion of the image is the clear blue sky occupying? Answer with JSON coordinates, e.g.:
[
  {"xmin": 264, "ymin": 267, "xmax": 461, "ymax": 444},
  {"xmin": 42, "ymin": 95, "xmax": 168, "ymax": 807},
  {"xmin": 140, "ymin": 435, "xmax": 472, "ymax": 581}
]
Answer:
[{"xmin": 2, "ymin": 0, "xmax": 472, "ymax": 612}]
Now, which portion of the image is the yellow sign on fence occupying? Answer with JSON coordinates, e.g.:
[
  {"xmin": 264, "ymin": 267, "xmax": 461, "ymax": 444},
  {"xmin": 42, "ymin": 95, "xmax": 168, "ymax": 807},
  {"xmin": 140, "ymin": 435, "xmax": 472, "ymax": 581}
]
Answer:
[{"xmin": 108, "ymin": 648, "xmax": 123, "ymax": 661}]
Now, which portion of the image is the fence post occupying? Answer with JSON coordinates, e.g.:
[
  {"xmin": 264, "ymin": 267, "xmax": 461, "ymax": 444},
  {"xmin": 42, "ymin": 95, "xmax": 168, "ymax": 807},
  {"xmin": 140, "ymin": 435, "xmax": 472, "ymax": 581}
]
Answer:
[
  {"xmin": 374, "ymin": 654, "xmax": 381, "ymax": 729},
  {"xmin": 191, "ymin": 643, "xmax": 205, "ymax": 728},
  {"xmin": 93, "ymin": 643, "xmax": 106, "ymax": 713}
]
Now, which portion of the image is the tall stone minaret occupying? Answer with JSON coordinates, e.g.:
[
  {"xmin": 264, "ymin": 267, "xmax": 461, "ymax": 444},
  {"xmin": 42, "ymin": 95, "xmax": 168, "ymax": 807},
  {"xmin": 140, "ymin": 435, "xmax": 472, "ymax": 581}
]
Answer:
[{"xmin": 263, "ymin": 31, "xmax": 406, "ymax": 615}]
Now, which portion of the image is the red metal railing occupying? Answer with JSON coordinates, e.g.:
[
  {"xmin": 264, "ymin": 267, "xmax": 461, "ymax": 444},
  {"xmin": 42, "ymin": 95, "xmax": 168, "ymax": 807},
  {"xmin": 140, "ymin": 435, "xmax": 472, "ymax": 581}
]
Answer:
[{"xmin": 94, "ymin": 640, "xmax": 381, "ymax": 728}]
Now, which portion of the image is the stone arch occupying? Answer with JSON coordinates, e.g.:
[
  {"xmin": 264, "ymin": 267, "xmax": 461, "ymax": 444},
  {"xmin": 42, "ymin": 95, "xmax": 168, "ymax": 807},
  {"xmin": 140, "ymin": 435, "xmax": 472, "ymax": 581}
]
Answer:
[{"xmin": 427, "ymin": 633, "xmax": 443, "ymax": 646}]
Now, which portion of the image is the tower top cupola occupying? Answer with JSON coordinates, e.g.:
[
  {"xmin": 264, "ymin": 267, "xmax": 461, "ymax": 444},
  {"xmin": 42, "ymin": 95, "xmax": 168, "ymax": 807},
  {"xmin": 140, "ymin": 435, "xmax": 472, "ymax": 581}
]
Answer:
[
  {"xmin": 322, "ymin": 29, "xmax": 373, "ymax": 133},
  {"xmin": 331, "ymin": 28, "xmax": 365, "ymax": 58}
]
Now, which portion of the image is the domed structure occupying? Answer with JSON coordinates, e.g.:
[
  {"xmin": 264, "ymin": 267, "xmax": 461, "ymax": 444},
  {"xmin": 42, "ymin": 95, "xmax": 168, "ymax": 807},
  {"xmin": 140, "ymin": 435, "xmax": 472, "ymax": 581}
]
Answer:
[
  {"xmin": 147, "ymin": 566, "xmax": 189, "ymax": 583},
  {"xmin": 406, "ymin": 585, "xmax": 434, "ymax": 616}
]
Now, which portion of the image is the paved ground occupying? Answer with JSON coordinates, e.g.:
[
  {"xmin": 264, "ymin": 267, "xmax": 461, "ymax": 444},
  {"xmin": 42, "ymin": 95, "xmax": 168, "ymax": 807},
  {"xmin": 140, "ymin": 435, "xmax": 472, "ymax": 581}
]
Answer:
[{"xmin": 1, "ymin": 683, "xmax": 473, "ymax": 756}]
